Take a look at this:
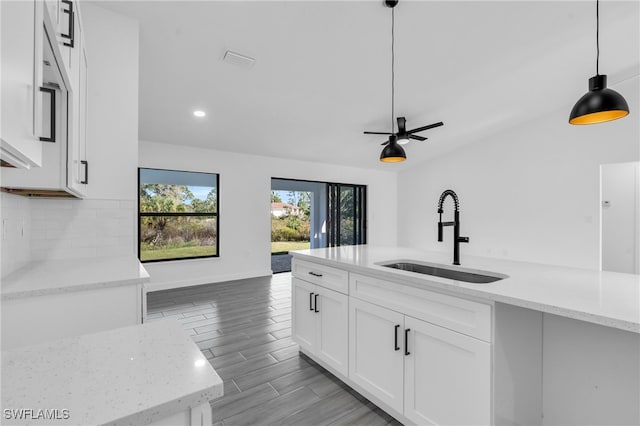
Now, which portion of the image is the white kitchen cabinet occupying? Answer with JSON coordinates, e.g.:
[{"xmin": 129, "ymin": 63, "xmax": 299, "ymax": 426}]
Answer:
[
  {"xmin": 292, "ymin": 276, "xmax": 349, "ymax": 376},
  {"xmin": 67, "ymin": 18, "xmax": 89, "ymax": 196},
  {"xmin": 1, "ymin": 0, "xmax": 89, "ymax": 198},
  {"xmin": 349, "ymin": 297, "xmax": 405, "ymax": 414},
  {"xmin": 404, "ymin": 316, "xmax": 491, "ymax": 425},
  {"xmin": 292, "ymin": 277, "xmax": 316, "ymax": 353},
  {"xmin": 350, "ymin": 296, "xmax": 491, "ymax": 425},
  {"xmin": 292, "ymin": 256, "xmax": 494, "ymax": 425},
  {"xmin": 0, "ymin": 0, "xmax": 44, "ymax": 168}
]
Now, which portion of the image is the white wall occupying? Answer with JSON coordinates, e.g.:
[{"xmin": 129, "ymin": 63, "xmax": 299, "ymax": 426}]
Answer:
[
  {"xmin": 82, "ymin": 3, "xmax": 139, "ymax": 202},
  {"xmin": 1, "ymin": 4, "xmax": 138, "ymax": 277},
  {"xmin": 140, "ymin": 140, "xmax": 397, "ymax": 290},
  {"xmin": 398, "ymin": 77, "xmax": 639, "ymax": 270}
]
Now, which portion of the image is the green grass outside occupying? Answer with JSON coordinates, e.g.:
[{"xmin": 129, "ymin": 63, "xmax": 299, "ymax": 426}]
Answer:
[
  {"xmin": 141, "ymin": 245, "xmax": 217, "ymax": 261},
  {"xmin": 271, "ymin": 241, "xmax": 310, "ymax": 254}
]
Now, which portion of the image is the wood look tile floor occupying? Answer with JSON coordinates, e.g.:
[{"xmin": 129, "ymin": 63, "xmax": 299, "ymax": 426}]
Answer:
[{"xmin": 146, "ymin": 273, "xmax": 401, "ymax": 426}]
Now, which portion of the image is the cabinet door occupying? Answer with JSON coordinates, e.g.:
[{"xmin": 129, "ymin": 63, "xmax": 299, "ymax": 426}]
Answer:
[
  {"xmin": 0, "ymin": 0, "xmax": 44, "ymax": 168},
  {"xmin": 349, "ymin": 297, "xmax": 404, "ymax": 413},
  {"xmin": 315, "ymin": 288, "xmax": 348, "ymax": 376},
  {"xmin": 404, "ymin": 316, "xmax": 491, "ymax": 426},
  {"xmin": 291, "ymin": 278, "xmax": 316, "ymax": 353},
  {"xmin": 66, "ymin": 26, "xmax": 87, "ymax": 196}
]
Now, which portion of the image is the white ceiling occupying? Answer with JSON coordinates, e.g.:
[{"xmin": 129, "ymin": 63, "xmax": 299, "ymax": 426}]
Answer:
[{"xmin": 91, "ymin": 1, "xmax": 639, "ymax": 171}]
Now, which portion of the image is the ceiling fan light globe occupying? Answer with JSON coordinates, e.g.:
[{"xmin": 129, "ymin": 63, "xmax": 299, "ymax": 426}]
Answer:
[{"xmin": 397, "ymin": 136, "xmax": 410, "ymax": 145}]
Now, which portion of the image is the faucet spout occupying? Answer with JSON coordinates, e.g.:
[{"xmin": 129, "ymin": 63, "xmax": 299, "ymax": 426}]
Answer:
[{"xmin": 437, "ymin": 190, "xmax": 469, "ymax": 265}]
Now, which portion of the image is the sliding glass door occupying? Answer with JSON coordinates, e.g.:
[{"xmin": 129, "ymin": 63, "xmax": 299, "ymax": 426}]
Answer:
[{"xmin": 327, "ymin": 183, "xmax": 367, "ymax": 247}]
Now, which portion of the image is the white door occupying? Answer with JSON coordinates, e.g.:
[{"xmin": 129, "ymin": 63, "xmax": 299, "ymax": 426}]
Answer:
[
  {"xmin": 404, "ymin": 315, "xmax": 491, "ymax": 426},
  {"xmin": 291, "ymin": 278, "xmax": 316, "ymax": 353},
  {"xmin": 349, "ymin": 297, "xmax": 404, "ymax": 413},
  {"xmin": 315, "ymin": 288, "xmax": 348, "ymax": 376}
]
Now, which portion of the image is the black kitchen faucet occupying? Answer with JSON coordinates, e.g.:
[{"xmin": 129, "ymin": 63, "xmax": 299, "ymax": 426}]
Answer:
[{"xmin": 437, "ymin": 189, "xmax": 469, "ymax": 265}]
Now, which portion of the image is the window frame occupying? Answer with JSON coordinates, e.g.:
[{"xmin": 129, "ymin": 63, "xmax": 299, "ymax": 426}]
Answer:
[{"xmin": 138, "ymin": 167, "xmax": 220, "ymax": 263}]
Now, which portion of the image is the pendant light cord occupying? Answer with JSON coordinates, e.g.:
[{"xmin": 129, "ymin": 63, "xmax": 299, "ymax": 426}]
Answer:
[
  {"xmin": 596, "ymin": 0, "xmax": 600, "ymax": 75},
  {"xmin": 391, "ymin": 7, "xmax": 395, "ymax": 133}
]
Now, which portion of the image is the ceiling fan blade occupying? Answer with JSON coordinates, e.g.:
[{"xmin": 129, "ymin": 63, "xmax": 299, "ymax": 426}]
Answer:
[
  {"xmin": 364, "ymin": 131, "xmax": 393, "ymax": 135},
  {"xmin": 409, "ymin": 134, "xmax": 427, "ymax": 141},
  {"xmin": 396, "ymin": 117, "xmax": 406, "ymax": 134},
  {"xmin": 407, "ymin": 121, "xmax": 444, "ymax": 134}
]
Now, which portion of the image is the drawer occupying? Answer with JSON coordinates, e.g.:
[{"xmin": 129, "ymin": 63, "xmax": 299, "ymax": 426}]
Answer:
[
  {"xmin": 292, "ymin": 258, "xmax": 349, "ymax": 294},
  {"xmin": 349, "ymin": 273, "xmax": 492, "ymax": 342}
]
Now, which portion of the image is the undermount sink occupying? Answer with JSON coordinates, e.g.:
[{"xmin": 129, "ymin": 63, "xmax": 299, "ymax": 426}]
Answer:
[{"xmin": 378, "ymin": 260, "xmax": 508, "ymax": 284}]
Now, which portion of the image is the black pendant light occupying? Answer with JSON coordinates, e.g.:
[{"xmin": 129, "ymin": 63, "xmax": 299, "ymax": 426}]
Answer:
[
  {"xmin": 569, "ymin": 0, "xmax": 629, "ymax": 125},
  {"xmin": 380, "ymin": 135, "xmax": 406, "ymax": 162},
  {"xmin": 380, "ymin": 0, "xmax": 406, "ymax": 162}
]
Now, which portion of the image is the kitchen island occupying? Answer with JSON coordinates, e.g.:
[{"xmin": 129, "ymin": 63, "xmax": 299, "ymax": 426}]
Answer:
[
  {"xmin": 1, "ymin": 319, "xmax": 223, "ymax": 425},
  {"xmin": 291, "ymin": 245, "xmax": 640, "ymax": 426}
]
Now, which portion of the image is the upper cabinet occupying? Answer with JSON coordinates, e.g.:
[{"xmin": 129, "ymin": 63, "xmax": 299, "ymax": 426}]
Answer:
[
  {"xmin": 0, "ymin": 0, "xmax": 45, "ymax": 168},
  {"xmin": 1, "ymin": 0, "xmax": 89, "ymax": 198}
]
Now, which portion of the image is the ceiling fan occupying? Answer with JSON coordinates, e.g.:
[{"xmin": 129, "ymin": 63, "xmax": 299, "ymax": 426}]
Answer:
[
  {"xmin": 365, "ymin": 0, "xmax": 444, "ymax": 162},
  {"xmin": 364, "ymin": 117, "xmax": 444, "ymax": 146}
]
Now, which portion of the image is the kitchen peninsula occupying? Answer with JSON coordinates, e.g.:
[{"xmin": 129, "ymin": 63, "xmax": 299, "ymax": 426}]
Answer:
[{"xmin": 291, "ymin": 245, "xmax": 640, "ymax": 426}]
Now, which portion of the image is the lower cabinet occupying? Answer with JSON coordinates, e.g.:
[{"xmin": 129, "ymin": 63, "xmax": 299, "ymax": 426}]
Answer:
[
  {"xmin": 404, "ymin": 315, "xmax": 491, "ymax": 425},
  {"xmin": 349, "ymin": 296, "xmax": 491, "ymax": 425},
  {"xmin": 292, "ymin": 259, "xmax": 493, "ymax": 426},
  {"xmin": 349, "ymin": 297, "xmax": 405, "ymax": 413},
  {"xmin": 292, "ymin": 277, "xmax": 349, "ymax": 376}
]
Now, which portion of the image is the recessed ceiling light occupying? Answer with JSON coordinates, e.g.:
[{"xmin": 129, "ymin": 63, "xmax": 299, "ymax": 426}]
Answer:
[{"xmin": 193, "ymin": 110, "xmax": 206, "ymax": 118}]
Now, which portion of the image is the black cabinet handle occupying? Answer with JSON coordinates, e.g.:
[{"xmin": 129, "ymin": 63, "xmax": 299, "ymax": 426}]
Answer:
[
  {"xmin": 404, "ymin": 328, "xmax": 411, "ymax": 356},
  {"xmin": 308, "ymin": 271, "xmax": 323, "ymax": 278},
  {"xmin": 39, "ymin": 87, "xmax": 56, "ymax": 142},
  {"xmin": 80, "ymin": 160, "xmax": 88, "ymax": 184},
  {"xmin": 314, "ymin": 294, "xmax": 319, "ymax": 313},
  {"xmin": 309, "ymin": 292, "xmax": 314, "ymax": 311},
  {"xmin": 394, "ymin": 324, "xmax": 400, "ymax": 351},
  {"xmin": 61, "ymin": 0, "xmax": 75, "ymax": 48}
]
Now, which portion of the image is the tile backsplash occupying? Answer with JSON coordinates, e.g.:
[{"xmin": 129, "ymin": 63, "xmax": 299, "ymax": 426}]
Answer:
[{"xmin": 1, "ymin": 193, "xmax": 136, "ymax": 277}]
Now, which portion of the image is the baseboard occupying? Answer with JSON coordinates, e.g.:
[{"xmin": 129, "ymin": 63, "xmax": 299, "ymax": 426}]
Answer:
[{"xmin": 143, "ymin": 269, "xmax": 274, "ymax": 292}]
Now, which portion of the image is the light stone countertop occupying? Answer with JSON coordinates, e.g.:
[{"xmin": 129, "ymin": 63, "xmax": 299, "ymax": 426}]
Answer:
[
  {"xmin": 1, "ymin": 319, "xmax": 223, "ymax": 425},
  {"xmin": 291, "ymin": 245, "xmax": 640, "ymax": 334},
  {"xmin": 1, "ymin": 256, "xmax": 150, "ymax": 300}
]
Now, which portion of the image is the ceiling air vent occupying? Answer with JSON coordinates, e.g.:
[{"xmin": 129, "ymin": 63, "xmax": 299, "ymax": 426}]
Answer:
[{"xmin": 223, "ymin": 51, "xmax": 255, "ymax": 69}]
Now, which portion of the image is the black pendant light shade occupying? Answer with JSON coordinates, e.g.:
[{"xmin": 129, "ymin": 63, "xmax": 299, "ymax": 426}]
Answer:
[
  {"xmin": 569, "ymin": 75, "xmax": 629, "ymax": 124},
  {"xmin": 380, "ymin": 135, "xmax": 406, "ymax": 162},
  {"xmin": 569, "ymin": 0, "xmax": 629, "ymax": 125}
]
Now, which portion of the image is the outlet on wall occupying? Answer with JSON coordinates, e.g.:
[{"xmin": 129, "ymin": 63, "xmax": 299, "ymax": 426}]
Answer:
[{"xmin": 2, "ymin": 219, "xmax": 7, "ymax": 241}]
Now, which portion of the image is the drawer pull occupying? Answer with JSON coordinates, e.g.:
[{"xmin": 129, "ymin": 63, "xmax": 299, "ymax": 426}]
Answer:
[
  {"xmin": 404, "ymin": 328, "xmax": 411, "ymax": 356},
  {"xmin": 394, "ymin": 324, "xmax": 400, "ymax": 351},
  {"xmin": 61, "ymin": 0, "xmax": 75, "ymax": 48},
  {"xmin": 309, "ymin": 292, "xmax": 314, "ymax": 311},
  {"xmin": 308, "ymin": 271, "xmax": 323, "ymax": 278},
  {"xmin": 39, "ymin": 87, "xmax": 56, "ymax": 142}
]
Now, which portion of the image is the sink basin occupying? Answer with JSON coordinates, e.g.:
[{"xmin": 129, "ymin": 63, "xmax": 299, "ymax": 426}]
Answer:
[{"xmin": 378, "ymin": 261, "xmax": 507, "ymax": 284}]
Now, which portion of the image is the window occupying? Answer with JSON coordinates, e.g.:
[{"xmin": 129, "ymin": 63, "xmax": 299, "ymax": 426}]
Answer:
[{"xmin": 138, "ymin": 168, "xmax": 219, "ymax": 262}]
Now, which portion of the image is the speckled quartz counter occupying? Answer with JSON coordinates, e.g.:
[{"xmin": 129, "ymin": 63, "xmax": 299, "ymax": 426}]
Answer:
[
  {"xmin": 1, "ymin": 256, "xmax": 149, "ymax": 300},
  {"xmin": 291, "ymin": 245, "xmax": 640, "ymax": 333},
  {"xmin": 1, "ymin": 319, "xmax": 223, "ymax": 426}
]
